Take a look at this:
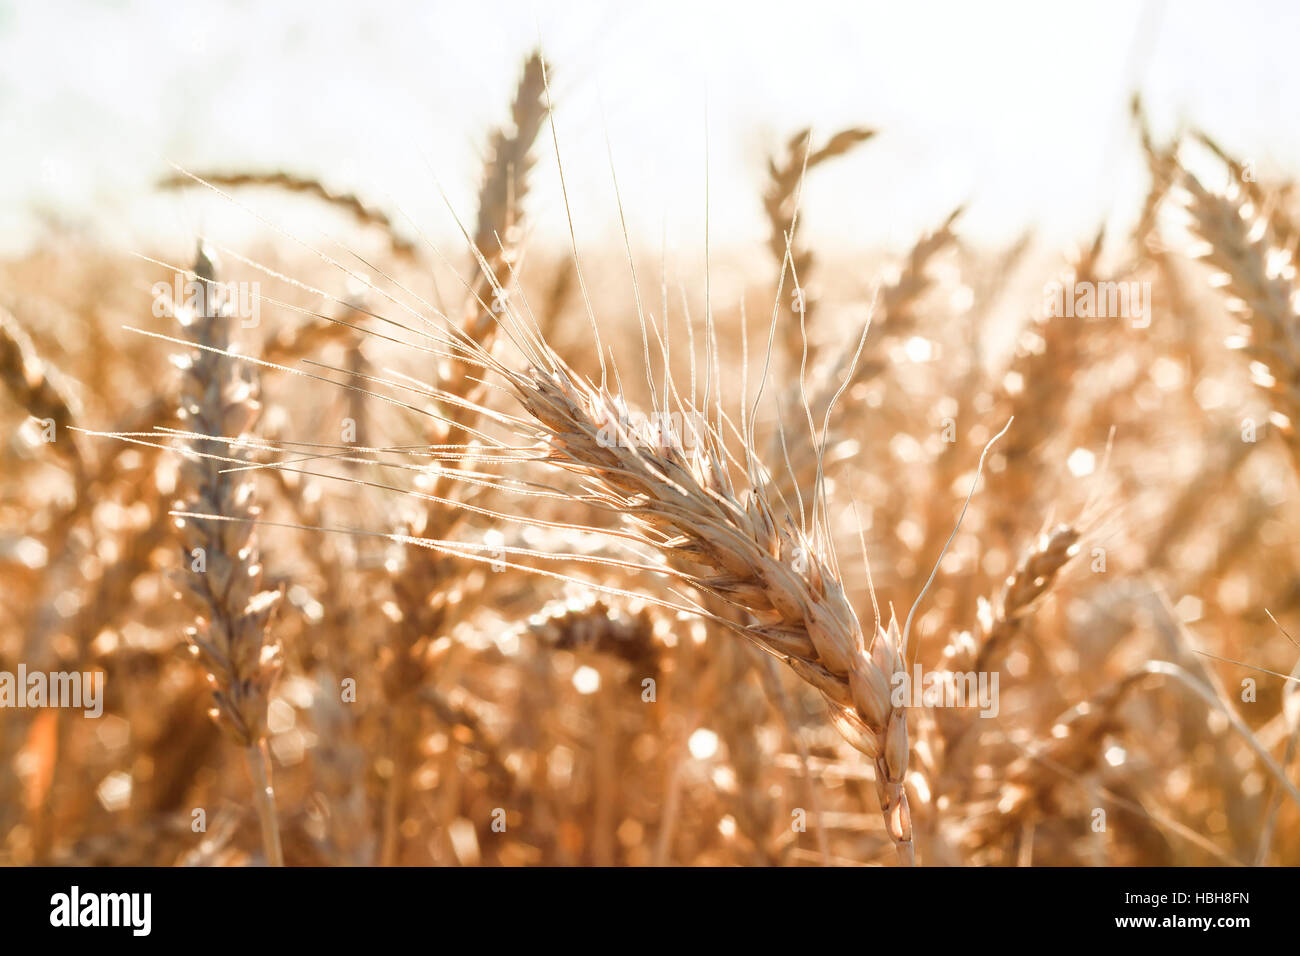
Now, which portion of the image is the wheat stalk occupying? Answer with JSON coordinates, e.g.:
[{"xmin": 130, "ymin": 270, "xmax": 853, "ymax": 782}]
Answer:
[
  {"xmin": 170, "ymin": 245, "xmax": 285, "ymax": 865},
  {"xmin": 378, "ymin": 49, "xmax": 550, "ymax": 865}
]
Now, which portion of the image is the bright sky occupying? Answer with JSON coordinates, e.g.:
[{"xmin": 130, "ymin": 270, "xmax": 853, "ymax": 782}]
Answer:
[{"xmin": 2, "ymin": 0, "xmax": 1298, "ymax": 258}]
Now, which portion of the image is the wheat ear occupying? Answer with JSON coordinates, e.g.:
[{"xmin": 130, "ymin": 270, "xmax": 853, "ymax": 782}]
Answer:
[
  {"xmin": 763, "ymin": 126, "xmax": 874, "ymax": 361},
  {"xmin": 159, "ymin": 169, "xmax": 419, "ymax": 261},
  {"xmin": 770, "ymin": 206, "xmax": 962, "ymax": 507},
  {"xmin": 489, "ymin": 357, "xmax": 916, "ymax": 863},
  {"xmin": 984, "ymin": 234, "xmax": 1103, "ymax": 547},
  {"xmin": 936, "ymin": 524, "xmax": 1080, "ymax": 773},
  {"xmin": 0, "ymin": 304, "xmax": 83, "ymax": 472},
  {"xmin": 942, "ymin": 524, "xmax": 1081, "ymax": 676},
  {"xmin": 1181, "ymin": 167, "xmax": 1300, "ymax": 469}
]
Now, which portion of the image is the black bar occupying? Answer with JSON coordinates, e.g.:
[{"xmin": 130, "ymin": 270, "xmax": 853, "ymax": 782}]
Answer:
[{"xmin": 0, "ymin": 865, "xmax": 1279, "ymax": 942}]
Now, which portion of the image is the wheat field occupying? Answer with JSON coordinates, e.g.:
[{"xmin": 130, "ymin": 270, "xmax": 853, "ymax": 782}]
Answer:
[{"xmin": 2, "ymin": 25, "xmax": 1300, "ymax": 869}]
